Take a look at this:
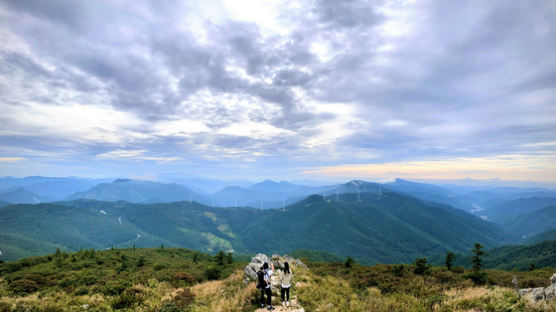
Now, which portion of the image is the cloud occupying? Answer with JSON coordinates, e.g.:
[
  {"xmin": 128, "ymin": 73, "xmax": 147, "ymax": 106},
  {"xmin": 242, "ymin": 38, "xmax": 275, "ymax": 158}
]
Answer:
[
  {"xmin": 0, "ymin": 0, "xmax": 555, "ymax": 180},
  {"xmin": 0, "ymin": 157, "xmax": 25, "ymax": 162},
  {"xmin": 302, "ymin": 154, "xmax": 556, "ymax": 182}
]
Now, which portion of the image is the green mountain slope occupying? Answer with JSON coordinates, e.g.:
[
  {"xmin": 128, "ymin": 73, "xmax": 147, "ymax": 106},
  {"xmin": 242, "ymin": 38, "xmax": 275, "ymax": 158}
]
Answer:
[
  {"xmin": 496, "ymin": 205, "xmax": 556, "ymax": 239},
  {"xmin": 525, "ymin": 228, "xmax": 556, "ymax": 245},
  {"xmin": 0, "ymin": 191, "xmax": 511, "ymax": 263},
  {"xmin": 482, "ymin": 197, "xmax": 556, "ymax": 221}
]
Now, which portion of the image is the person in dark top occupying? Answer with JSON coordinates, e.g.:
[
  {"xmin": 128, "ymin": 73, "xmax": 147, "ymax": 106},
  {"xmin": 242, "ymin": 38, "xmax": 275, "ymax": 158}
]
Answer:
[{"xmin": 262, "ymin": 262, "xmax": 275, "ymax": 310}]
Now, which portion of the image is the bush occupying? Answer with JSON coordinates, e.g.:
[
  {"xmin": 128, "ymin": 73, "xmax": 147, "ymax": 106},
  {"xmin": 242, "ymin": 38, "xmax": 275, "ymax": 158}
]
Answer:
[
  {"xmin": 80, "ymin": 274, "xmax": 98, "ymax": 285},
  {"xmin": 466, "ymin": 271, "xmax": 488, "ymax": 285},
  {"xmin": 174, "ymin": 272, "xmax": 196, "ymax": 284},
  {"xmin": 158, "ymin": 303, "xmax": 181, "ymax": 312},
  {"xmin": 205, "ymin": 266, "xmax": 221, "ymax": 280},
  {"xmin": 9, "ymin": 279, "xmax": 39, "ymax": 295},
  {"xmin": 112, "ymin": 288, "xmax": 145, "ymax": 309},
  {"xmin": 154, "ymin": 263, "xmax": 166, "ymax": 271},
  {"xmin": 173, "ymin": 288, "xmax": 195, "ymax": 308},
  {"xmin": 414, "ymin": 258, "xmax": 430, "ymax": 275},
  {"xmin": 102, "ymin": 279, "xmax": 128, "ymax": 296},
  {"xmin": 74, "ymin": 286, "xmax": 89, "ymax": 295}
]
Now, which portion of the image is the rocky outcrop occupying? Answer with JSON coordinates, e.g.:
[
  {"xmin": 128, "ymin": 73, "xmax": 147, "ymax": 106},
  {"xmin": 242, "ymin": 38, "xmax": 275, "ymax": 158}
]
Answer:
[
  {"xmin": 243, "ymin": 253, "xmax": 307, "ymax": 286},
  {"xmin": 519, "ymin": 273, "xmax": 556, "ymax": 303}
]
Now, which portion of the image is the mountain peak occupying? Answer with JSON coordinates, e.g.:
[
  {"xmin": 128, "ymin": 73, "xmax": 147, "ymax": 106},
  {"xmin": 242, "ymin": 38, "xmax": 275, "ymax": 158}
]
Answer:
[{"xmin": 113, "ymin": 179, "xmax": 133, "ymax": 183}]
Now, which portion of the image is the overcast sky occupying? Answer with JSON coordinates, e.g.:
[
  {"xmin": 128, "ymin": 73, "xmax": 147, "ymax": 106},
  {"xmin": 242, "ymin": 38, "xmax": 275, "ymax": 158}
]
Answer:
[{"xmin": 0, "ymin": 0, "xmax": 555, "ymax": 183}]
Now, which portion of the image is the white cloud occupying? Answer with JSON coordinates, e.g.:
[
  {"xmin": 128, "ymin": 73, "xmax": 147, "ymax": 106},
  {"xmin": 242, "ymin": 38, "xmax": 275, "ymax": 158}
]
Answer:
[{"xmin": 0, "ymin": 157, "xmax": 25, "ymax": 162}]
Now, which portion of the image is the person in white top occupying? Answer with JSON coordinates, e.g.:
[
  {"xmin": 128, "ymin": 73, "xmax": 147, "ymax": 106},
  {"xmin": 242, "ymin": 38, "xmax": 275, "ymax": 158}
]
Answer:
[{"xmin": 280, "ymin": 262, "xmax": 293, "ymax": 307}]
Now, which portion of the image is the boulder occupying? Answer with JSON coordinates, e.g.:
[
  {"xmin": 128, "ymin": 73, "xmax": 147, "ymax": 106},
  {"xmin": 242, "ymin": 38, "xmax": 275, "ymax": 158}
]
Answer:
[
  {"xmin": 551, "ymin": 273, "xmax": 556, "ymax": 284},
  {"xmin": 532, "ymin": 287, "xmax": 546, "ymax": 302},
  {"xmin": 244, "ymin": 253, "xmax": 269, "ymax": 282},
  {"xmin": 243, "ymin": 253, "xmax": 308, "ymax": 286},
  {"xmin": 545, "ymin": 284, "xmax": 555, "ymax": 300}
]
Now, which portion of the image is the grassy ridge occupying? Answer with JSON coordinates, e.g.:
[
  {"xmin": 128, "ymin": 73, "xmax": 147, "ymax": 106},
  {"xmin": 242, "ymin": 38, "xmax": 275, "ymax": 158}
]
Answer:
[{"xmin": 1, "ymin": 248, "xmax": 555, "ymax": 311}]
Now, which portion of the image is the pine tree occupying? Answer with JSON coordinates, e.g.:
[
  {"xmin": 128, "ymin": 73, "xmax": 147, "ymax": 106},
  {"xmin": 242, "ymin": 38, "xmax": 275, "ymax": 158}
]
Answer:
[
  {"xmin": 215, "ymin": 251, "xmax": 225, "ymax": 266},
  {"xmin": 344, "ymin": 256, "xmax": 355, "ymax": 268},
  {"xmin": 471, "ymin": 243, "xmax": 484, "ymax": 272},
  {"xmin": 226, "ymin": 252, "xmax": 233, "ymax": 264},
  {"xmin": 445, "ymin": 251, "xmax": 455, "ymax": 271}
]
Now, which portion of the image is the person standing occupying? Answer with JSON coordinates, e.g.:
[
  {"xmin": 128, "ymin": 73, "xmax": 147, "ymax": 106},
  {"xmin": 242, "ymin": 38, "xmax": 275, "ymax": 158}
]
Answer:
[
  {"xmin": 257, "ymin": 266, "xmax": 266, "ymax": 308},
  {"xmin": 280, "ymin": 262, "xmax": 293, "ymax": 308},
  {"xmin": 262, "ymin": 262, "xmax": 275, "ymax": 311}
]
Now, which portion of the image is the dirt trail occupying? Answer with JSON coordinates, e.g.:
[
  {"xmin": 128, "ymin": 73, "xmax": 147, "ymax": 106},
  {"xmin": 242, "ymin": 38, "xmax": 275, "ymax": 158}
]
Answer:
[{"xmin": 255, "ymin": 296, "xmax": 304, "ymax": 312}]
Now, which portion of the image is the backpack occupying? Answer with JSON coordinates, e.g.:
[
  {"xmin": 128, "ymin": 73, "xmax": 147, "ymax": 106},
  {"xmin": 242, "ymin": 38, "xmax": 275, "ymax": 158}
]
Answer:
[{"xmin": 256, "ymin": 270, "xmax": 265, "ymax": 289}]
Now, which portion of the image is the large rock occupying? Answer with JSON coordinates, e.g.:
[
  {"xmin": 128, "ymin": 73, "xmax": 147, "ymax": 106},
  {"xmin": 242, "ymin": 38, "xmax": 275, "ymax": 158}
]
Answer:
[
  {"xmin": 519, "ymin": 273, "xmax": 556, "ymax": 303},
  {"xmin": 244, "ymin": 253, "xmax": 269, "ymax": 282},
  {"xmin": 243, "ymin": 253, "xmax": 308, "ymax": 286}
]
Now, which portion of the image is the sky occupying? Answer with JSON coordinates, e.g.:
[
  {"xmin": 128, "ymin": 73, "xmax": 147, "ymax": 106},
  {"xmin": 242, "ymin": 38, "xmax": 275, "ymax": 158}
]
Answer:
[{"xmin": 0, "ymin": 0, "xmax": 555, "ymax": 183}]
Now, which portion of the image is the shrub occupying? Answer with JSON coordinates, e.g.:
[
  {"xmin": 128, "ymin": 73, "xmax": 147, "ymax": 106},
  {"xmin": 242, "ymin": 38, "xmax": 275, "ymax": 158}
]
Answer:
[
  {"xmin": 9, "ymin": 279, "xmax": 39, "ymax": 295},
  {"xmin": 102, "ymin": 279, "xmax": 128, "ymax": 296},
  {"xmin": 154, "ymin": 263, "xmax": 166, "ymax": 271},
  {"xmin": 58, "ymin": 277, "xmax": 75, "ymax": 288},
  {"xmin": 158, "ymin": 303, "xmax": 180, "ymax": 312},
  {"xmin": 205, "ymin": 266, "xmax": 221, "ymax": 280},
  {"xmin": 414, "ymin": 258, "xmax": 430, "ymax": 275},
  {"xmin": 466, "ymin": 271, "xmax": 488, "ymax": 285},
  {"xmin": 80, "ymin": 274, "xmax": 98, "ymax": 285},
  {"xmin": 173, "ymin": 288, "xmax": 195, "ymax": 308},
  {"xmin": 112, "ymin": 287, "xmax": 145, "ymax": 309},
  {"xmin": 74, "ymin": 286, "xmax": 89, "ymax": 295},
  {"xmin": 174, "ymin": 272, "xmax": 196, "ymax": 284}
]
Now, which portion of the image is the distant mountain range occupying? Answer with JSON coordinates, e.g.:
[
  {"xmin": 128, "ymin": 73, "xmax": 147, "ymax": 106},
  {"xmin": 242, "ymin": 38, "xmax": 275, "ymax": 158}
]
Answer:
[
  {"xmin": 0, "ymin": 176, "xmax": 111, "ymax": 204},
  {"xmin": 0, "ymin": 185, "xmax": 513, "ymax": 262},
  {"xmin": 0, "ymin": 188, "xmax": 53, "ymax": 204}
]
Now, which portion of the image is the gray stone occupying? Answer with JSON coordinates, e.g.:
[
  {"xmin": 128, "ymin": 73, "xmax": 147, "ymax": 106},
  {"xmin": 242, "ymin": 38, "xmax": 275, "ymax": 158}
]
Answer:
[
  {"xmin": 551, "ymin": 273, "xmax": 556, "ymax": 284},
  {"xmin": 532, "ymin": 287, "xmax": 546, "ymax": 302},
  {"xmin": 545, "ymin": 284, "xmax": 555, "ymax": 300},
  {"xmin": 243, "ymin": 253, "xmax": 308, "ymax": 285},
  {"xmin": 296, "ymin": 258, "xmax": 308, "ymax": 269}
]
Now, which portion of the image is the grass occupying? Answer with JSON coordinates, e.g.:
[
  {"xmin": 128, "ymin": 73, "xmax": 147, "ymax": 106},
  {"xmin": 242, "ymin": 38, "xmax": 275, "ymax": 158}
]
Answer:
[{"xmin": 1, "ymin": 249, "xmax": 556, "ymax": 311}]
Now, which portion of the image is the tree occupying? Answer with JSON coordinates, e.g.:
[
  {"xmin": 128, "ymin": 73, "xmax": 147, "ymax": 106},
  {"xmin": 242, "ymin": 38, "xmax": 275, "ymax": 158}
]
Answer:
[
  {"xmin": 344, "ymin": 256, "xmax": 355, "ymax": 268},
  {"xmin": 137, "ymin": 256, "xmax": 145, "ymax": 267},
  {"xmin": 215, "ymin": 251, "xmax": 225, "ymax": 266},
  {"xmin": 471, "ymin": 243, "xmax": 485, "ymax": 272},
  {"xmin": 54, "ymin": 248, "xmax": 62, "ymax": 267},
  {"xmin": 226, "ymin": 252, "xmax": 233, "ymax": 264},
  {"xmin": 445, "ymin": 251, "xmax": 455, "ymax": 271},
  {"xmin": 193, "ymin": 254, "xmax": 198, "ymax": 264},
  {"xmin": 529, "ymin": 263, "xmax": 536, "ymax": 271},
  {"xmin": 414, "ymin": 257, "xmax": 430, "ymax": 275}
]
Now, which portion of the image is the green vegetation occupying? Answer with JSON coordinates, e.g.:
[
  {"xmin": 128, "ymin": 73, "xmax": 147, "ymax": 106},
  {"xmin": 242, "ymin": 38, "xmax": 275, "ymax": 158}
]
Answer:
[
  {"xmin": 296, "ymin": 261, "xmax": 556, "ymax": 312},
  {"xmin": 0, "ymin": 247, "xmax": 242, "ymax": 311},
  {"xmin": 526, "ymin": 228, "xmax": 556, "ymax": 244},
  {"xmin": 496, "ymin": 205, "xmax": 556, "ymax": 239},
  {"xmin": 431, "ymin": 240, "xmax": 556, "ymax": 271},
  {"xmin": 0, "ymin": 191, "xmax": 511, "ymax": 263},
  {"xmin": 2, "ymin": 248, "xmax": 555, "ymax": 312}
]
